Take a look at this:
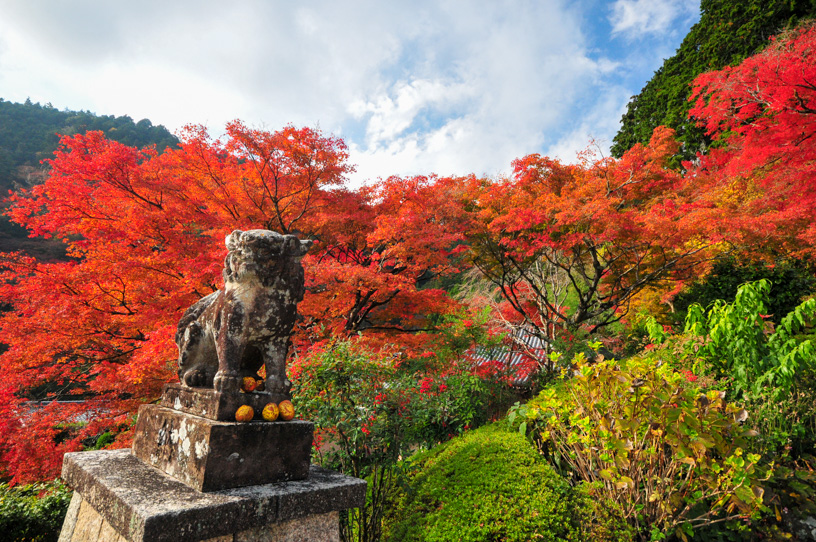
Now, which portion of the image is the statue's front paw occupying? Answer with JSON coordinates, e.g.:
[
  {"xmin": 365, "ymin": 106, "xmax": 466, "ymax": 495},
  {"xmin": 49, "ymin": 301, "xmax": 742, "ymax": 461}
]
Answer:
[
  {"xmin": 213, "ymin": 371, "xmax": 241, "ymax": 393},
  {"xmin": 182, "ymin": 368, "xmax": 208, "ymax": 388}
]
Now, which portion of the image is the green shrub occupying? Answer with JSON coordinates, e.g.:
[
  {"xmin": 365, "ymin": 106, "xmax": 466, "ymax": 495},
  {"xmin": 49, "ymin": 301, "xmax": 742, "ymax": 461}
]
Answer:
[
  {"xmin": 575, "ymin": 482, "xmax": 638, "ymax": 542},
  {"xmin": 671, "ymin": 257, "xmax": 816, "ymax": 328},
  {"xmin": 0, "ymin": 480, "xmax": 72, "ymax": 542},
  {"xmin": 292, "ymin": 339, "xmax": 511, "ymax": 542},
  {"xmin": 658, "ymin": 280, "xmax": 816, "ymax": 458},
  {"xmin": 682, "ymin": 279, "xmax": 816, "ymax": 401},
  {"xmin": 510, "ymin": 353, "xmax": 765, "ymax": 540},
  {"xmin": 383, "ymin": 423, "xmax": 580, "ymax": 542},
  {"xmin": 646, "ymin": 280, "xmax": 816, "ymax": 538}
]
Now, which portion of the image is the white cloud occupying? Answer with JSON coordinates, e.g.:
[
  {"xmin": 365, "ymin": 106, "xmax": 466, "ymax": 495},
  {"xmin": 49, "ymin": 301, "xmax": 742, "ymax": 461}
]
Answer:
[
  {"xmin": 545, "ymin": 86, "xmax": 633, "ymax": 164},
  {"xmin": 0, "ymin": 0, "xmax": 697, "ymax": 187},
  {"xmin": 0, "ymin": 0, "xmax": 408, "ymax": 130},
  {"xmin": 349, "ymin": 78, "xmax": 476, "ymax": 146},
  {"xmin": 343, "ymin": 1, "xmax": 625, "ymax": 183},
  {"xmin": 609, "ymin": 0, "xmax": 698, "ymax": 38}
]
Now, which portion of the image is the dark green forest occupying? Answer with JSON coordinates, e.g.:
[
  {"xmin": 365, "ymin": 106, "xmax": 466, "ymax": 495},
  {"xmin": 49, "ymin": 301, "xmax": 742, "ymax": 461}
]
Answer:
[
  {"xmin": 0, "ymin": 98, "xmax": 178, "ymax": 257},
  {"xmin": 611, "ymin": 0, "xmax": 816, "ymax": 162}
]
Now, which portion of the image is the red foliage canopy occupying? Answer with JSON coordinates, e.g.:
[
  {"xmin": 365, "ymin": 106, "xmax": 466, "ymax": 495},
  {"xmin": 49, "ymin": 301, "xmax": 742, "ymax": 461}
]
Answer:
[
  {"xmin": 689, "ymin": 22, "xmax": 816, "ymax": 256},
  {"xmin": 3, "ymin": 22, "xmax": 816, "ymax": 484},
  {"xmin": 0, "ymin": 124, "xmax": 462, "ymax": 482},
  {"xmin": 461, "ymin": 127, "xmax": 730, "ymax": 367}
]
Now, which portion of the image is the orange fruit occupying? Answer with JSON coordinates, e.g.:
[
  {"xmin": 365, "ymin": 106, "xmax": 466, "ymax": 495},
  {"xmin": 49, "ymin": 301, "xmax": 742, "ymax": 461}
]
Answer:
[
  {"xmin": 262, "ymin": 402, "xmax": 280, "ymax": 421},
  {"xmin": 241, "ymin": 377, "xmax": 258, "ymax": 392},
  {"xmin": 235, "ymin": 405, "xmax": 254, "ymax": 422},
  {"xmin": 255, "ymin": 379, "xmax": 265, "ymax": 392},
  {"xmin": 278, "ymin": 400, "xmax": 295, "ymax": 421}
]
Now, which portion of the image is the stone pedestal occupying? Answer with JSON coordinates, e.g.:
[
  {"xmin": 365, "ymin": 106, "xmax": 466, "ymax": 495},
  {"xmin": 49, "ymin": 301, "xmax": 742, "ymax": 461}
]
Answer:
[
  {"xmin": 132, "ymin": 404, "xmax": 313, "ymax": 491},
  {"xmin": 59, "ymin": 450, "xmax": 366, "ymax": 542},
  {"xmin": 60, "ymin": 384, "xmax": 366, "ymax": 541},
  {"xmin": 58, "ymin": 232, "xmax": 364, "ymax": 540},
  {"xmin": 160, "ymin": 384, "xmax": 290, "ymax": 422}
]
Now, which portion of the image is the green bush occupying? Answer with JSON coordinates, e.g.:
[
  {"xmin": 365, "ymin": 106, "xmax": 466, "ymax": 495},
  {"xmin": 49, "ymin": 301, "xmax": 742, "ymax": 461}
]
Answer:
[
  {"xmin": 575, "ymin": 482, "xmax": 638, "ymax": 542},
  {"xmin": 666, "ymin": 280, "xmax": 816, "ymax": 458},
  {"xmin": 510, "ymin": 353, "xmax": 765, "ymax": 540},
  {"xmin": 383, "ymin": 423, "xmax": 580, "ymax": 542},
  {"xmin": 0, "ymin": 480, "xmax": 72, "ymax": 542},
  {"xmin": 292, "ymin": 339, "xmax": 511, "ymax": 542},
  {"xmin": 646, "ymin": 280, "xmax": 816, "ymax": 538},
  {"xmin": 671, "ymin": 257, "xmax": 816, "ymax": 328},
  {"xmin": 682, "ymin": 279, "xmax": 816, "ymax": 401}
]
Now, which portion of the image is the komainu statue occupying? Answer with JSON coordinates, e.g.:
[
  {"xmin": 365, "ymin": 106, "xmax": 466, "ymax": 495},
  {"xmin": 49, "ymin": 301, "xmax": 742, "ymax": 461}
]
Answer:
[{"xmin": 176, "ymin": 229, "xmax": 310, "ymax": 396}]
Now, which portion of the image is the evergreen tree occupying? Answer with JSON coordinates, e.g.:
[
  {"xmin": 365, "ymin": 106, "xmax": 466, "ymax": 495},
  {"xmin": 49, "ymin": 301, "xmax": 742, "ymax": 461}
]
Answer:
[
  {"xmin": 611, "ymin": 0, "xmax": 816, "ymax": 163},
  {"xmin": 0, "ymin": 98, "xmax": 178, "ymax": 193},
  {"xmin": 0, "ymin": 98, "xmax": 179, "ymax": 258}
]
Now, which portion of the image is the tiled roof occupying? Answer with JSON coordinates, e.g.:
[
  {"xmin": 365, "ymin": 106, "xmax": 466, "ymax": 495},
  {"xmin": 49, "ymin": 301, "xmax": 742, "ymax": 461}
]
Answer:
[{"xmin": 469, "ymin": 327, "xmax": 548, "ymax": 386}]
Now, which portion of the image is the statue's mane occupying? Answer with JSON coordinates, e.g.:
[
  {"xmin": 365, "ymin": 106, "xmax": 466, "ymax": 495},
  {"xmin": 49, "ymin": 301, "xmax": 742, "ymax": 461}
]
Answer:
[{"xmin": 222, "ymin": 229, "xmax": 311, "ymax": 284}]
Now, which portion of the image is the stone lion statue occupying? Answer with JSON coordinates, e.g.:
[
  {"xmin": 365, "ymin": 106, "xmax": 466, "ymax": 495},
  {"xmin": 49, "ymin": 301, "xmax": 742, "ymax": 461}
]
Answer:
[{"xmin": 176, "ymin": 229, "xmax": 311, "ymax": 396}]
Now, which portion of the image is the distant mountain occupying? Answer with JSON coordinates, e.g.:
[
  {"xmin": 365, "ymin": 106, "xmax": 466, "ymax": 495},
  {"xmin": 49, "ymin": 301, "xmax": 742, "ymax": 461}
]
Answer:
[
  {"xmin": 0, "ymin": 98, "xmax": 178, "ymax": 193},
  {"xmin": 0, "ymin": 98, "xmax": 180, "ymax": 258}
]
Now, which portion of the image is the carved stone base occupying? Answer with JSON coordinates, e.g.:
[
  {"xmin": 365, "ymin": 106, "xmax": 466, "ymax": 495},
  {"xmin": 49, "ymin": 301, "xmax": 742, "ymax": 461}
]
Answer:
[
  {"xmin": 60, "ymin": 450, "xmax": 365, "ymax": 542},
  {"xmin": 60, "ymin": 492, "xmax": 340, "ymax": 542},
  {"xmin": 161, "ymin": 383, "xmax": 289, "ymax": 422},
  {"xmin": 132, "ymin": 404, "xmax": 313, "ymax": 492}
]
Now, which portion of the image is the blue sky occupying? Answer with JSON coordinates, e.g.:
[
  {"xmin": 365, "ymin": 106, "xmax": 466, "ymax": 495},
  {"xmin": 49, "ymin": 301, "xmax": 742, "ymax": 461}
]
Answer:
[{"xmin": 0, "ymin": 0, "xmax": 700, "ymax": 185}]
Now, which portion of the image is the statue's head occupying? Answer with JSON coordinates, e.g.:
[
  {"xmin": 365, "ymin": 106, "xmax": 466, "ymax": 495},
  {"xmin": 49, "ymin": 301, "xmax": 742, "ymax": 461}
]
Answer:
[{"xmin": 223, "ymin": 229, "xmax": 311, "ymax": 283}]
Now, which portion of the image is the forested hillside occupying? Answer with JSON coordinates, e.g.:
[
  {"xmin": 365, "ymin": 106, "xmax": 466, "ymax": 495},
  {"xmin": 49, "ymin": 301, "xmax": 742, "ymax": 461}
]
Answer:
[
  {"xmin": 611, "ymin": 0, "xmax": 816, "ymax": 161},
  {"xmin": 0, "ymin": 98, "xmax": 178, "ymax": 257}
]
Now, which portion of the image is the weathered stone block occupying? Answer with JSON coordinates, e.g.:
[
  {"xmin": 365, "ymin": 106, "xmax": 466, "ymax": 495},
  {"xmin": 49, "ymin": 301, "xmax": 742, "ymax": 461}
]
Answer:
[
  {"xmin": 61, "ymin": 494, "xmax": 340, "ymax": 542},
  {"xmin": 58, "ymin": 492, "xmax": 83, "ymax": 542},
  {"xmin": 233, "ymin": 511, "xmax": 340, "ymax": 541},
  {"xmin": 61, "ymin": 449, "xmax": 366, "ymax": 542},
  {"xmin": 160, "ymin": 383, "xmax": 289, "ymax": 422},
  {"xmin": 132, "ymin": 404, "xmax": 313, "ymax": 491},
  {"xmin": 69, "ymin": 498, "xmax": 105, "ymax": 540}
]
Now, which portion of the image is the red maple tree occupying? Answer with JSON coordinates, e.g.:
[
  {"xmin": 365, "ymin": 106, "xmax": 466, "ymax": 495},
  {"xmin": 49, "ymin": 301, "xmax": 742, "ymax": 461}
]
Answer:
[
  {"xmin": 689, "ymin": 22, "xmax": 816, "ymax": 257},
  {"xmin": 4, "ymin": 22, "xmax": 816, "ymax": 484},
  {"xmin": 298, "ymin": 174, "xmax": 468, "ymax": 349},
  {"xmin": 0, "ymin": 124, "xmax": 464, "ymax": 482},
  {"xmin": 459, "ymin": 127, "xmax": 745, "ymax": 368}
]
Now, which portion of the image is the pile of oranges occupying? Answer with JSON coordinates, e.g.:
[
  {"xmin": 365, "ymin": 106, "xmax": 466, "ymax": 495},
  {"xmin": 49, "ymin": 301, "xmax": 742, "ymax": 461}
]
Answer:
[{"xmin": 233, "ymin": 376, "xmax": 296, "ymax": 422}]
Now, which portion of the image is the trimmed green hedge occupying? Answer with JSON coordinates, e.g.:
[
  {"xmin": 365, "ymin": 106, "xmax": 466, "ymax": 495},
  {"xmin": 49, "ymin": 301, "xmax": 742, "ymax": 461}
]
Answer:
[{"xmin": 383, "ymin": 424, "xmax": 578, "ymax": 542}]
